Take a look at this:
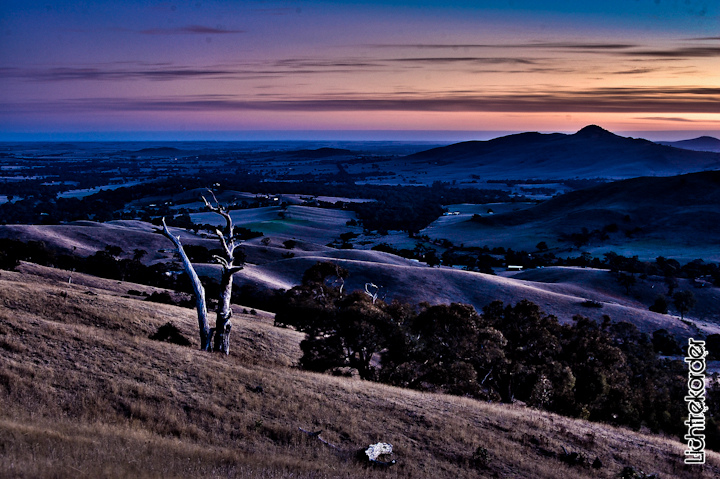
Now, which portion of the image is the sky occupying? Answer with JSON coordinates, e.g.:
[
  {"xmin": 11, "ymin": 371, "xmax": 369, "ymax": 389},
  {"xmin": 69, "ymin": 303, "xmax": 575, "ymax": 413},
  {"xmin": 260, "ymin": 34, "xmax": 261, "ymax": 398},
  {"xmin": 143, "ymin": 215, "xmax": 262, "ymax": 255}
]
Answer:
[{"xmin": 0, "ymin": 0, "xmax": 719, "ymax": 141}]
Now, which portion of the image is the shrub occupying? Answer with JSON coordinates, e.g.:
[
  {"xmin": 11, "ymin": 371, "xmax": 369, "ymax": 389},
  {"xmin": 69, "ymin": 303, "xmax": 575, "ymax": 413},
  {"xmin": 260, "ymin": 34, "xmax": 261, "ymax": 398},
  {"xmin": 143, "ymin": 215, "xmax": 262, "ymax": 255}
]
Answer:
[
  {"xmin": 472, "ymin": 446, "xmax": 491, "ymax": 468},
  {"xmin": 148, "ymin": 322, "xmax": 191, "ymax": 346},
  {"xmin": 145, "ymin": 291, "xmax": 177, "ymax": 305},
  {"xmin": 649, "ymin": 296, "xmax": 669, "ymax": 314}
]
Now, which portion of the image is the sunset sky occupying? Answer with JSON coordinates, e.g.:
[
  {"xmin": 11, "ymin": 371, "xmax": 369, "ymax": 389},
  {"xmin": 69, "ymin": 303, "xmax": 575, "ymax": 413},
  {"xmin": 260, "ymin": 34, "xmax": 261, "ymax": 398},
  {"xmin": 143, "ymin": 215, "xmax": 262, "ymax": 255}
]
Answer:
[{"xmin": 1, "ymin": 0, "xmax": 718, "ymax": 140}]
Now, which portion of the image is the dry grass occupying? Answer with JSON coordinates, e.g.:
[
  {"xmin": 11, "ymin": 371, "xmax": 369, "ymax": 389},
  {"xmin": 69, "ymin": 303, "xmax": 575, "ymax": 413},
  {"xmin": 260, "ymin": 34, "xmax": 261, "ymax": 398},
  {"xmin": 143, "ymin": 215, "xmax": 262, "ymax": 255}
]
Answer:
[{"xmin": 1, "ymin": 264, "xmax": 719, "ymax": 478}]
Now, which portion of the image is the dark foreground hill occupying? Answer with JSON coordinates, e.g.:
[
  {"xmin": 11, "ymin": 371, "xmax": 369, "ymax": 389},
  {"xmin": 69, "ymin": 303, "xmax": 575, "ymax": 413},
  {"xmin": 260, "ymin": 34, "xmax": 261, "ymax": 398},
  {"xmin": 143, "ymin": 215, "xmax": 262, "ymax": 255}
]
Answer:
[
  {"xmin": 2, "ymin": 263, "xmax": 719, "ymax": 478},
  {"xmin": 407, "ymin": 125, "xmax": 720, "ymax": 179}
]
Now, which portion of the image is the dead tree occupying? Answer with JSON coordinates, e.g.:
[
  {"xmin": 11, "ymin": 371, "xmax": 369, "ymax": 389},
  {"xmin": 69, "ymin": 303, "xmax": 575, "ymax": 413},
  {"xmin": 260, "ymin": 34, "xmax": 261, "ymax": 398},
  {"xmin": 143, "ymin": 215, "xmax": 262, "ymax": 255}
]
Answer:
[
  {"xmin": 161, "ymin": 189, "xmax": 244, "ymax": 354},
  {"xmin": 364, "ymin": 283, "xmax": 380, "ymax": 304}
]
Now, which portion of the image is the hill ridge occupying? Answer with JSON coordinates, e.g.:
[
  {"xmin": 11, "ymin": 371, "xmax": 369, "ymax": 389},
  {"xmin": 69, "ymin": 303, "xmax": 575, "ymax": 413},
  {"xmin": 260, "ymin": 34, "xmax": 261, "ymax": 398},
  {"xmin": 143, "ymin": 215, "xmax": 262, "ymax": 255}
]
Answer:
[{"xmin": 406, "ymin": 125, "xmax": 720, "ymax": 178}]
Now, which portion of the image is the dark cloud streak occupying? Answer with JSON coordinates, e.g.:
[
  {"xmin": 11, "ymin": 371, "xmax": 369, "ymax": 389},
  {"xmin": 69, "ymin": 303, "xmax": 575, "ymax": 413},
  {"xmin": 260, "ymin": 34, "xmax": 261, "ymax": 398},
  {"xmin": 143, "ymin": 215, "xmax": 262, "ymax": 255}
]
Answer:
[
  {"xmin": 3, "ymin": 56, "xmax": 553, "ymax": 83},
  {"xmin": 636, "ymin": 117, "xmax": 700, "ymax": 123},
  {"xmin": 369, "ymin": 42, "xmax": 720, "ymax": 59},
  {"xmin": 6, "ymin": 87, "xmax": 718, "ymax": 114},
  {"xmin": 139, "ymin": 25, "xmax": 244, "ymax": 35},
  {"xmin": 369, "ymin": 42, "xmax": 638, "ymax": 50}
]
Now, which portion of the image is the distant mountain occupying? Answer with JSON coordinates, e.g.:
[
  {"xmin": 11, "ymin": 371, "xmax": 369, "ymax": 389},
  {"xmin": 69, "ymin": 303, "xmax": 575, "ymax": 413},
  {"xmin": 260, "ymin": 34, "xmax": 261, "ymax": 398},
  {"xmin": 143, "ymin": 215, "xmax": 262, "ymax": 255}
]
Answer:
[
  {"xmin": 407, "ymin": 125, "xmax": 720, "ymax": 178},
  {"xmin": 657, "ymin": 136, "xmax": 720, "ymax": 153}
]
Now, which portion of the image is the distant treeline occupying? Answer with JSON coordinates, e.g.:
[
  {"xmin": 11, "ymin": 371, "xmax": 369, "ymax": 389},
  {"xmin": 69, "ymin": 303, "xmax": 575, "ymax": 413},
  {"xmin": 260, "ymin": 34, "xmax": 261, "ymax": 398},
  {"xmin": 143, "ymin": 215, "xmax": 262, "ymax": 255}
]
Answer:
[
  {"xmin": 0, "ymin": 239, "xmax": 186, "ymax": 290},
  {"xmin": 487, "ymin": 178, "xmax": 607, "ymax": 189}
]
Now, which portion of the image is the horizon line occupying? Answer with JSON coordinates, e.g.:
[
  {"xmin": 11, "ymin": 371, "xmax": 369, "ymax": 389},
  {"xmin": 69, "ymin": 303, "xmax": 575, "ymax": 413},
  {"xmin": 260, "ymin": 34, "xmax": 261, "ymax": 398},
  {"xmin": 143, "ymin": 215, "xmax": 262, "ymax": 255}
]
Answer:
[{"xmin": 1, "ymin": 128, "xmax": 719, "ymax": 143}]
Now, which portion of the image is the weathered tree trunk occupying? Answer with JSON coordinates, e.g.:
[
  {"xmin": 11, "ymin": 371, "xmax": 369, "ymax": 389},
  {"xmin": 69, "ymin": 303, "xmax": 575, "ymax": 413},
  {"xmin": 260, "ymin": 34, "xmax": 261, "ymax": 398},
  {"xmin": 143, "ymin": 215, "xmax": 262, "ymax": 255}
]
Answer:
[
  {"xmin": 161, "ymin": 189, "xmax": 244, "ymax": 355},
  {"xmin": 161, "ymin": 218, "xmax": 211, "ymax": 351},
  {"xmin": 213, "ymin": 268, "xmax": 234, "ymax": 354}
]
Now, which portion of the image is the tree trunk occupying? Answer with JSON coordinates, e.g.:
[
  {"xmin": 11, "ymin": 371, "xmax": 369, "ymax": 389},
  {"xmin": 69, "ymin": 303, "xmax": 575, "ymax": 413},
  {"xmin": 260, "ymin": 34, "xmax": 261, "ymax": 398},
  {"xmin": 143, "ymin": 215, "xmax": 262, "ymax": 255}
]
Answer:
[
  {"xmin": 213, "ymin": 268, "xmax": 234, "ymax": 355},
  {"xmin": 161, "ymin": 191, "xmax": 244, "ymax": 354},
  {"xmin": 161, "ymin": 219, "xmax": 211, "ymax": 350}
]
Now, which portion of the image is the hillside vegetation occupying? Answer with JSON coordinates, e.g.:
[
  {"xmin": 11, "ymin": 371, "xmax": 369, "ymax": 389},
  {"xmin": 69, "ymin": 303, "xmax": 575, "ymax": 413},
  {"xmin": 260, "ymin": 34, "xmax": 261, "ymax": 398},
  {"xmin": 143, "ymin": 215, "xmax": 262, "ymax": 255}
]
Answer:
[{"xmin": 2, "ymin": 263, "xmax": 719, "ymax": 478}]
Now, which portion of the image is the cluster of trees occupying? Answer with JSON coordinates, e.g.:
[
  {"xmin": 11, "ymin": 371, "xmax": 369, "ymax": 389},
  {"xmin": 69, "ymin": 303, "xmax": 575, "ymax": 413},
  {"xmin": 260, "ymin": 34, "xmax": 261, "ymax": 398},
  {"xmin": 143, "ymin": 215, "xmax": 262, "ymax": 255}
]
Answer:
[
  {"xmin": 486, "ymin": 178, "xmax": 607, "ymax": 190},
  {"xmin": 371, "ymin": 243, "xmax": 441, "ymax": 267},
  {"xmin": 559, "ymin": 222, "xmax": 645, "ymax": 249},
  {"xmin": 371, "ymin": 242, "xmax": 553, "ymax": 272},
  {"xmin": 275, "ymin": 262, "xmax": 702, "ymax": 441}
]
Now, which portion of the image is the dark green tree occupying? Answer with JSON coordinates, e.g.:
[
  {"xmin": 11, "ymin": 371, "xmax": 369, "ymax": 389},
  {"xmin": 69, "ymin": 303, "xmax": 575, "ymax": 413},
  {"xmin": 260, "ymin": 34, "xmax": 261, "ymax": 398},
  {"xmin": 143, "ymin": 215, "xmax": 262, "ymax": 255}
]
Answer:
[
  {"xmin": 672, "ymin": 290, "xmax": 696, "ymax": 320},
  {"xmin": 651, "ymin": 329, "xmax": 681, "ymax": 355},
  {"xmin": 276, "ymin": 262, "xmax": 400, "ymax": 380}
]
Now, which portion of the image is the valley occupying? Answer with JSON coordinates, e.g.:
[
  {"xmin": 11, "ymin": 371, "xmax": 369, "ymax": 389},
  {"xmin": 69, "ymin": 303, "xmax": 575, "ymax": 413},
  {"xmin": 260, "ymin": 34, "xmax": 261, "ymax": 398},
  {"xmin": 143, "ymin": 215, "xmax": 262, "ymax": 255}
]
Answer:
[{"xmin": 2, "ymin": 126, "xmax": 720, "ymax": 477}]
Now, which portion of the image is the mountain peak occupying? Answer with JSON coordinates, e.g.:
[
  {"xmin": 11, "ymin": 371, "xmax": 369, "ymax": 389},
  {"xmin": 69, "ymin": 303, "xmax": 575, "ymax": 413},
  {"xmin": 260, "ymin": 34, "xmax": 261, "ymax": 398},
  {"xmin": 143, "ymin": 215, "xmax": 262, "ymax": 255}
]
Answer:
[{"xmin": 573, "ymin": 125, "xmax": 616, "ymax": 139}]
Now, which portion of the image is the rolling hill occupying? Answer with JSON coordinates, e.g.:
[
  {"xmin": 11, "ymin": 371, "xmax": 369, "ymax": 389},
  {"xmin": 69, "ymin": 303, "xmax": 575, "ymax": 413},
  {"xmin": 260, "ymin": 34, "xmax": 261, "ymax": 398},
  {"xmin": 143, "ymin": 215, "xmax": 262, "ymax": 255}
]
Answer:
[
  {"xmin": 2, "ymin": 263, "xmax": 719, "ymax": 478},
  {"xmin": 423, "ymin": 170, "xmax": 720, "ymax": 261},
  {"xmin": 406, "ymin": 125, "xmax": 720, "ymax": 179},
  {"xmin": 2, "ymin": 216, "xmax": 719, "ymax": 338},
  {"xmin": 229, "ymin": 256, "xmax": 720, "ymax": 337},
  {"xmin": 658, "ymin": 136, "xmax": 720, "ymax": 153}
]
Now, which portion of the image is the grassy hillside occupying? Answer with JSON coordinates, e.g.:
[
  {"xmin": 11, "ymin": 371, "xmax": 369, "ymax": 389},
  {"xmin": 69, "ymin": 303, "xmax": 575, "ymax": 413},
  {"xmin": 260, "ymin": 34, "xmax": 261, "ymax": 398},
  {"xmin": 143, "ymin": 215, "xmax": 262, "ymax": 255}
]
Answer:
[
  {"xmin": 232, "ymin": 256, "xmax": 720, "ymax": 338},
  {"xmin": 1, "ymin": 263, "xmax": 719, "ymax": 478},
  {"xmin": 424, "ymin": 170, "xmax": 720, "ymax": 261}
]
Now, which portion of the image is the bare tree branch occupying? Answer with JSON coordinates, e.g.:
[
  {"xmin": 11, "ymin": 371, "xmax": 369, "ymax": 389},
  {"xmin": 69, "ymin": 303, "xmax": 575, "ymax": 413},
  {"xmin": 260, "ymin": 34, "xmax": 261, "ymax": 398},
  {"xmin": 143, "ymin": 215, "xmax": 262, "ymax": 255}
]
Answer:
[
  {"xmin": 212, "ymin": 255, "xmax": 230, "ymax": 268},
  {"xmin": 214, "ymin": 229, "xmax": 234, "ymax": 258},
  {"xmin": 364, "ymin": 283, "xmax": 380, "ymax": 304},
  {"xmin": 202, "ymin": 189, "xmax": 234, "ymax": 237}
]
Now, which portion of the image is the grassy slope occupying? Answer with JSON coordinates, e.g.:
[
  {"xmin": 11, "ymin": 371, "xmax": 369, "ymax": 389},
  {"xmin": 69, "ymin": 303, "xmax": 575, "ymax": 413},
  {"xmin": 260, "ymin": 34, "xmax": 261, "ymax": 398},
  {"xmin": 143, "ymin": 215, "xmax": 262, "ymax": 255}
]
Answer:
[
  {"xmin": 422, "ymin": 171, "xmax": 720, "ymax": 261},
  {"xmin": 1, "ymin": 263, "xmax": 719, "ymax": 478},
  {"xmin": 233, "ymin": 256, "xmax": 720, "ymax": 338},
  {"xmin": 510, "ymin": 267, "xmax": 720, "ymax": 327},
  {"xmin": 190, "ymin": 205, "xmax": 360, "ymax": 245}
]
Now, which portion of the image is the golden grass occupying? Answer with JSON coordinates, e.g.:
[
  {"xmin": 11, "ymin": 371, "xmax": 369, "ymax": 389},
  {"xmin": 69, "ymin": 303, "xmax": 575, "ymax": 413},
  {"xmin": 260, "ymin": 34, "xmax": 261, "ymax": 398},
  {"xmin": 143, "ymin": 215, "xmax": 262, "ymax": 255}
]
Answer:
[{"xmin": 1, "ymin": 264, "xmax": 719, "ymax": 478}]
